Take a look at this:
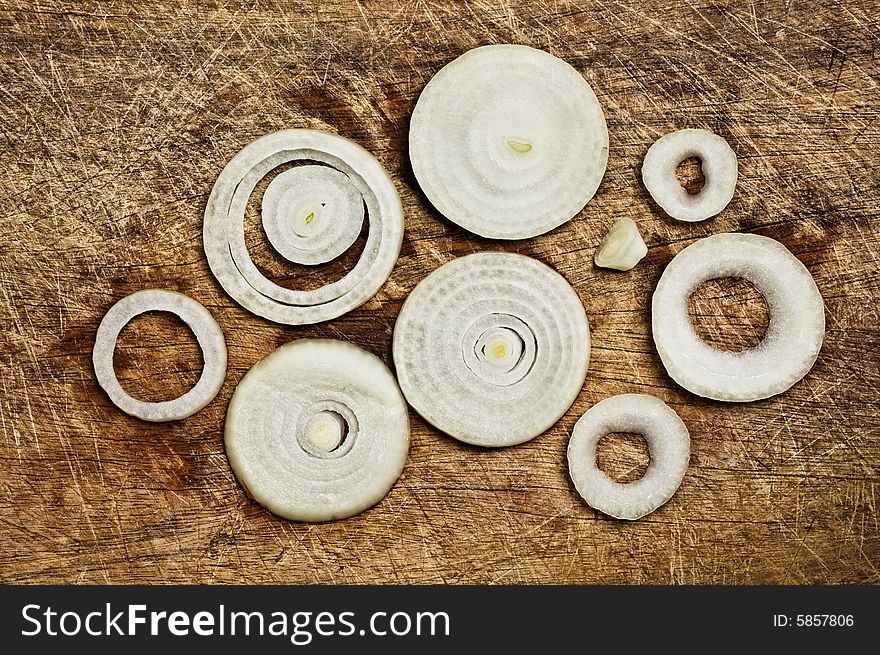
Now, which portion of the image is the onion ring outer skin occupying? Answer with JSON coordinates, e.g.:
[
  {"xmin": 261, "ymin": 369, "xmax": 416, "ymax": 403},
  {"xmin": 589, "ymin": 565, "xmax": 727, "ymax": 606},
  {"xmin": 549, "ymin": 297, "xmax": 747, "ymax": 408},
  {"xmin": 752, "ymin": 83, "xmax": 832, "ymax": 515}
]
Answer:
[
  {"xmin": 393, "ymin": 252, "xmax": 590, "ymax": 447},
  {"xmin": 92, "ymin": 289, "xmax": 227, "ymax": 422},
  {"xmin": 225, "ymin": 339, "xmax": 410, "ymax": 522},
  {"xmin": 652, "ymin": 233, "xmax": 825, "ymax": 402},
  {"xmin": 567, "ymin": 394, "xmax": 690, "ymax": 520},
  {"xmin": 409, "ymin": 44, "xmax": 609, "ymax": 239},
  {"xmin": 642, "ymin": 128, "xmax": 737, "ymax": 222},
  {"xmin": 204, "ymin": 129, "xmax": 404, "ymax": 325}
]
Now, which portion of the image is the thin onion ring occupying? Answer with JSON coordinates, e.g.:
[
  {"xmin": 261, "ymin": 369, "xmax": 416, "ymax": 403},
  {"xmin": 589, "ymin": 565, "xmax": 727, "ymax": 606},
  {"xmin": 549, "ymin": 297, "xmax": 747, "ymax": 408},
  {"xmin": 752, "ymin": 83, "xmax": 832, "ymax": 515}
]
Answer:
[{"xmin": 92, "ymin": 289, "xmax": 227, "ymax": 422}]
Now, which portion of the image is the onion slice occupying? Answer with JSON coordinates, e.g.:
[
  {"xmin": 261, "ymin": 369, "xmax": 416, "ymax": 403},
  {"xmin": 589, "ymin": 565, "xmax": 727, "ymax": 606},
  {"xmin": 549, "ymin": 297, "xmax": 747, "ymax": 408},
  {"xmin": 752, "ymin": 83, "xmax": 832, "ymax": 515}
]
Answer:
[
  {"xmin": 642, "ymin": 128, "xmax": 737, "ymax": 222},
  {"xmin": 204, "ymin": 129, "xmax": 404, "ymax": 324},
  {"xmin": 568, "ymin": 394, "xmax": 690, "ymax": 520},
  {"xmin": 652, "ymin": 233, "xmax": 825, "ymax": 401},
  {"xmin": 92, "ymin": 289, "xmax": 227, "ymax": 422},
  {"xmin": 224, "ymin": 339, "xmax": 409, "ymax": 522},
  {"xmin": 393, "ymin": 252, "xmax": 590, "ymax": 447},
  {"xmin": 409, "ymin": 45, "xmax": 608, "ymax": 239},
  {"xmin": 261, "ymin": 165, "xmax": 364, "ymax": 266}
]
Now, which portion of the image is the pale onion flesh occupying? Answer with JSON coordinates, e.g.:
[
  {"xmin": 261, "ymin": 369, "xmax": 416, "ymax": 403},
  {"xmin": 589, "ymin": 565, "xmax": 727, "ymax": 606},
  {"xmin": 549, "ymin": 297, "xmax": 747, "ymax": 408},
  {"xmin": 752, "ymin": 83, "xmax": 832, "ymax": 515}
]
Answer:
[
  {"xmin": 261, "ymin": 165, "xmax": 364, "ymax": 266},
  {"xmin": 642, "ymin": 128, "xmax": 737, "ymax": 222},
  {"xmin": 568, "ymin": 394, "xmax": 690, "ymax": 520},
  {"xmin": 652, "ymin": 233, "xmax": 825, "ymax": 401},
  {"xmin": 203, "ymin": 129, "xmax": 403, "ymax": 325},
  {"xmin": 409, "ymin": 44, "xmax": 609, "ymax": 239},
  {"xmin": 594, "ymin": 218, "xmax": 648, "ymax": 271},
  {"xmin": 225, "ymin": 339, "xmax": 409, "ymax": 522},
  {"xmin": 92, "ymin": 289, "xmax": 227, "ymax": 422},
  {"xmin": 393, "ymin": 252, "xmax": 590, "ymax": 447}
]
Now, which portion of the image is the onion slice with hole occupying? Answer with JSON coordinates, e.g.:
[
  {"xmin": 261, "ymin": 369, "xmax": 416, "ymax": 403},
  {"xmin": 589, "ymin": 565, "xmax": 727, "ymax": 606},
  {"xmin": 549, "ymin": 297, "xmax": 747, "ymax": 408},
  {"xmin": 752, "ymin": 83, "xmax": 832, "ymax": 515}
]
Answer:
[
  {"xmin": 652, "ymin": 233, "xmax": 825, "ymax": 401},
  {"xmin": 393, "ymin": 252, "xmax": 590, "ymax": 447},
  {"xmin": 225, "ymin": 339, "xmax": 409, "ymax": 522},
  {"xmin": 642, "ymin": 128, "xmax": 737, "ymax": 222},
  {"xmin": 204, "ymin": 129, "xmax": 403, "ymax": 324},
  {"xmin": 93, "ymin": 289, "xmax": 227, "ymax": 422},
  {"xmin": 568, "ymin": 394, "xmax": 690, "ymax": 520},
  {"xmin": 409, "ymin": 45, "xmax": 608, "ymax": 239}
]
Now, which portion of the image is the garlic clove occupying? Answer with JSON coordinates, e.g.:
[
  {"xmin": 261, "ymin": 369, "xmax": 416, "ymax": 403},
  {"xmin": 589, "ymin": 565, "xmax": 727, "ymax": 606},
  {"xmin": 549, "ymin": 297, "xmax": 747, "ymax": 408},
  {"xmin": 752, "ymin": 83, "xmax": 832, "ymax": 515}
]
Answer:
[{"xmin": 594, "ymin": 218, "xmax": 648, "ymax": 271}]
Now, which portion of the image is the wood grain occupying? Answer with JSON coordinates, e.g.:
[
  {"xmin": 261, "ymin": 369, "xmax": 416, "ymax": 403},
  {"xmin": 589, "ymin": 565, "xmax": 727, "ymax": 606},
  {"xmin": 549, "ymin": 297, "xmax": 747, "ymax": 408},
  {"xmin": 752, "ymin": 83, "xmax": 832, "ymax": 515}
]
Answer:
[{"xmin": 1, "ymin": 0, "xmax": 878, "ymax": 584}]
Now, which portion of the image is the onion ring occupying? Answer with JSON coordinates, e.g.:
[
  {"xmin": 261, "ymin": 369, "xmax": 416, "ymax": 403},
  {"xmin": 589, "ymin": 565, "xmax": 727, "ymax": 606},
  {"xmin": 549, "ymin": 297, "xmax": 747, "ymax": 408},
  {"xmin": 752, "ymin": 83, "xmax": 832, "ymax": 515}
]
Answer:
[
  {"xmin": 409, "ymin": 44, "xmax": 608, "ymax": 239},
  {"xmin": 393, "ymin": 252, "xmax": 590, "ymax": 447},
  {"xmin": 92, "ymin": 289, "xmax": 227, "ymax": 422},
  {"xmin": 642, "ymin": 128, "xmax": 737, "ymax": 222},
  {"xmin": 567, "ymin": 394, "xmax": 690, "ymax": 520},
  {"xmin": 204, "ymin": 129, "xmax": 404, "ymax": 324},
  {"xmin": 652, "ymin": 233, "xmax": 825, "ymax": 401},
  {"xmin": 225, "ymin": 339, "xmax": 409, "ymax": 522}
]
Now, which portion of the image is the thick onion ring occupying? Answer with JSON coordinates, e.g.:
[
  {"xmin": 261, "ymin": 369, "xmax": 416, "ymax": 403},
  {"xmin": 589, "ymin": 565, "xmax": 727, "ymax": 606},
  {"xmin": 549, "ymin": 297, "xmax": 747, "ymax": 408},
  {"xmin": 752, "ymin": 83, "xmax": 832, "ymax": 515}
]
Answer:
[
  {"xmin": 642, "ymin": 128, "xmax": 737, "ymax": 222},
  {"xmin": 652, "ymin": 233, "xmax": 825, "ymax": 401},
  {"xmin": 568, "ymin": 394, "xmax": 690, "ymax": 520}
]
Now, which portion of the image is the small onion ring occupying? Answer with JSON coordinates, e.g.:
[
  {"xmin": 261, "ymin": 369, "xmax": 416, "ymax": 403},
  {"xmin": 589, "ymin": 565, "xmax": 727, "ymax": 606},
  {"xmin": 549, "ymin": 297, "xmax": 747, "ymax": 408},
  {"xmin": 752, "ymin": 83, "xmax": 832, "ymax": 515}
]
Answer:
[
  {"xmin": 92, "ymin": 289, "xmax": 227, "ymax": 422},
  {"xmin": 225, "ymin": 339, "xmax": 410, "ymax": 522},
  {"xmin": 409, "ymin": 44, "xmax": 609, "ymax": 239},
  {"xmin": 642, "ymin": 128, "xmax": 737, "ymax": 222},
  {"xmin": 652, "ymin": 233, "xmax": 825, "ymax": 402},
  {"xmin": 393, "ymin": 252, "xmax": 590, "ymax": 447},
  {"xmin": 568, "ymin": 394, "xmax": 690, "ymax": 520},
  {"xmin": 204, "ymin": 129, "xmax": 403, "ymax": 325}
]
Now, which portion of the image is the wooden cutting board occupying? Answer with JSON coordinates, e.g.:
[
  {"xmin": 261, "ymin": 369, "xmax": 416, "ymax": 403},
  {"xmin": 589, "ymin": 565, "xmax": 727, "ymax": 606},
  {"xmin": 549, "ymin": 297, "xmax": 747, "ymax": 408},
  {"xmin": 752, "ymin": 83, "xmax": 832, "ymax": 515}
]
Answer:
[{"xmin": 1, "ymin": 0, "xmax": 877, "ymax": 584}]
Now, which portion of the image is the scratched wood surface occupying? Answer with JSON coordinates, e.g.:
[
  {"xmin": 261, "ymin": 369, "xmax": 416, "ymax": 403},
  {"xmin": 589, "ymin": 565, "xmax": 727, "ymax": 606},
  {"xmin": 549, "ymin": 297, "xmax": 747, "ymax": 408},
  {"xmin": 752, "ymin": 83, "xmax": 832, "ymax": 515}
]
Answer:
[{"xmin": 1, "ymin": 0, "xmax": 878, "ymax": 584}]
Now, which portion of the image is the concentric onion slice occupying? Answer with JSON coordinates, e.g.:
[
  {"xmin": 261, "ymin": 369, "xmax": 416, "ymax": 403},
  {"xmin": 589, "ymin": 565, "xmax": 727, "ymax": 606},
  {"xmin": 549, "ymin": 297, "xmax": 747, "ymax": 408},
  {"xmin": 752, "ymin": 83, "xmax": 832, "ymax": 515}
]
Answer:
[
  {"xmin": 393, "ymin": 252, "xmax": 590, "ymax": 447},
  {"xmin": 652, "ymin": 233, "xmax": 825, "ymax": 401},
  {"xmin": 568, "ymin": 394, "xmax": 690, "ymax": 520},
  {"xmin": 225, "ymin": 339, "xmax": 409, "ymax": 522},
  {"xmin": 260, "ymin": 165, "xmax": 364, "ymax": 266},
  {"xmin": 204, "ymin": 129, "xmax": 403, "ymax": 325},
  {"xmin": 409, "ymin": 45, "xmax": 609, "ymax": 239}
]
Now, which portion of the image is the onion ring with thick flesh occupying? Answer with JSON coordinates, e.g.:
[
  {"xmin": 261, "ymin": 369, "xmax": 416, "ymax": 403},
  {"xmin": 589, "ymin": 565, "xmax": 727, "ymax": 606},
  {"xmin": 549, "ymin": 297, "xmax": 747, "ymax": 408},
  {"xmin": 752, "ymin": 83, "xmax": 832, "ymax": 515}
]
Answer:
[
  {"xmin": 641, "ymin": 128, "xmax": 737, "ymax": 222},
  {"xmin": 393, "ymin": 252, "xmax": 590, "ymax": 447},
  {"xmin": 92, "ymin": 289, "xmax": 227, "ymax": 422},
  {"xmin": 652, "ymin": 233, "xmax": 825, "ymax": 402},
  {"xmin": 204, "ymin": 129, "xmax": 403, "ymax": 325},
  {"xmin": 225, "ymin": 339, "xmax": 410, "ymax": 522},
  {"xmin": 568, "ymin": 394, "xmax": 690, "ymax": 520},
  {"xmin": 409, "ymin": 45, "xmax": 608, "ymax": 239}
]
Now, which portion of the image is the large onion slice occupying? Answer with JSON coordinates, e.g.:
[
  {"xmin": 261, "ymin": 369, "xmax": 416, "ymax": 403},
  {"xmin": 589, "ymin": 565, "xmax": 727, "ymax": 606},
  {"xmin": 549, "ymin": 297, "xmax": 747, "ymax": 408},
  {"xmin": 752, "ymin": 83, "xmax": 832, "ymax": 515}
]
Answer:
[
  {"xmin": 409, "ymin": 45, "xmax": 608, "ymax": 240},
  {"xmin": 204, "ymin": 129, "xmax": 404, "ymax": 325},
  {"xmin": 652, "ymin": 233, "xmax": 825, "ymax": 401},
  {"xmin": 568, "ymin": 394, "xmax": 690, "ymax": 520},
  {"xmin": 225, "ymin": 339, "xmax": 410, "ymax": 522},
  {"xmin": 393, "ymin": 252, "xmax": 590, "ymax": 447}
]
